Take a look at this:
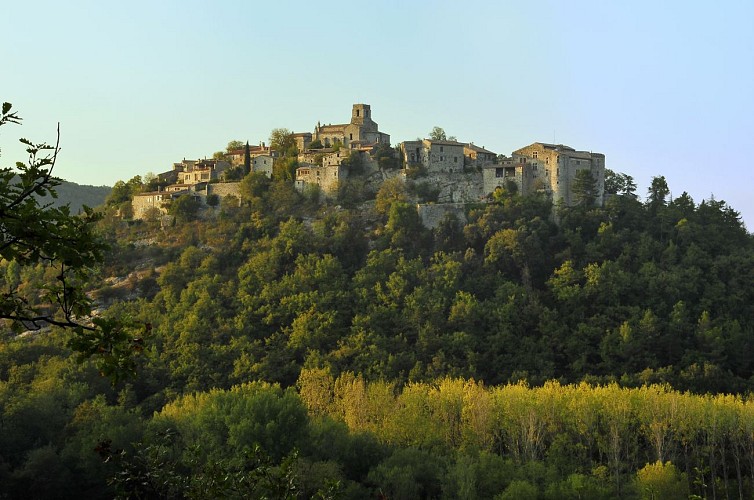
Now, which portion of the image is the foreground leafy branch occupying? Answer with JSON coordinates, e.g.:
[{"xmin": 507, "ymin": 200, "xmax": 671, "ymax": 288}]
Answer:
[{"xmin": 0, "ymin": 101, "xmax": 140, "ymax": 382}]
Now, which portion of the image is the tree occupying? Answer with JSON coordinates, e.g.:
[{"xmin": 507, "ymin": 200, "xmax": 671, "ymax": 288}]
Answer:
[
  {"xmin": 269, "ymin": 128, "xmax": 296, "ymax": 157},
  {"xmin": 168, "ymin": 194, "xmax": 201, "ymax": 223},
  {"xmin": 0, "ymin": 102, "xmax": 104, "ymax": 330},
  {"xmin": 0, "ymin": 102, "xmax": 142, "ymax": 381},
  {"xmin": 375, "ymin": 177, "xmax": 408, "ymax": 215},
  {"xmin": 429, "ymin": 126, "xmax": 447, "ymax": 141},
  {"xmin": 647, "ymin": 176, "xmax": 670, "ymax": 208},
  {"xmin": 372, "ymin": 143, "xmax": 398, "ymax": 170},
  {"xmin": 572, "ymin": 169, "xmax": 598, "ymax": 207},
  {"xmin": 226, "ymin": 140, "xmax": 244, "ymax": 152},
  {"xmin": 243, "ymin": 141, "xmax": 251, "ymax": 175},
  {"xmin": 239, "ymin": 171, "xmax": 271, "ymax": 204},
  {"xmin": 604, "ymin": 169, "xmax": 637, "ymax": 198}
]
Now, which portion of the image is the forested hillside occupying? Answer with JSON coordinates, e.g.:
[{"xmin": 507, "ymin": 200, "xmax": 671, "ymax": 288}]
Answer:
[
  {"xmin": 29, "ymin": 175, "xmax": 111, "ymax": 213},
  {"xmin": 2, "ymin": 171, "xmax": 753, "ymax": 498}
]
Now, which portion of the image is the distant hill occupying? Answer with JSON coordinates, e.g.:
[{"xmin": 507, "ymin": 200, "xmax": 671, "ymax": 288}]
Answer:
[{"xmin": 37, "ymin": 178, "xmax": 111, "ymax": 213}]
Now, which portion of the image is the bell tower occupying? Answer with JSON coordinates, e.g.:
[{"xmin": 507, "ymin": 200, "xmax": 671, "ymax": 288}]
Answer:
[{"xmin": 351, "ymin": 104, "xmax": 371, "ymax": 124}]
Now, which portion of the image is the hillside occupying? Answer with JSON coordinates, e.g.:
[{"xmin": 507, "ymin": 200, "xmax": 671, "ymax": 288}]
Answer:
[
  {"xmin": 36, "ymin": 178, "xmax": 111, "ymax": 212},
  {"xmin": 2, "ymin": 173, "xmax": 754, "ymax": 498}
]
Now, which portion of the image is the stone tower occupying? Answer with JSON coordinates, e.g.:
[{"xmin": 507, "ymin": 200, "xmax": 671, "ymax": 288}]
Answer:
[{"xmin": 351, "ymin": 104, "xmax": 371, "ymax": 124}]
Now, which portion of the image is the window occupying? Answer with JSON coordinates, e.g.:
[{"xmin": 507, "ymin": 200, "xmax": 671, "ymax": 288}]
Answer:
[
  {"xmin": 410, "ymin": 153, "xmax": 415, "ymax": 161},
  {"xmin": 440, "ymin": 156, "xmax": 444, "ymax": 161},
  {"xmin": 440, "ymin": 146, "xmax": 444, "ymax": 153},
  {"xmin": 454, "ymin": 157, "xmax": 458, "ymax": 163},
  {"xmin": 495, "ymin": 168, "xmax": 505, "ymax": 178},
  {"xmin": 532, "ymin": 151, "xmax": 538, "ymax": 159},
  {"xmin": 349, "ymin": 133, "xmax": 353, "ymax": 140},
  {"xmin": 505, "ymin": 167, "xmax": 515, "ymax": 177},
  {"xmin": 356, "ymin": 109, "xmax": 360, "ymax": 117},
  {"xmin": 576, "ymin": 160, "xmax": 581, "ymax": 165}
]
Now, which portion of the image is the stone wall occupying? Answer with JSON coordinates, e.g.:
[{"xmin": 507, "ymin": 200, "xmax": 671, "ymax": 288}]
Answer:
[
  {"xmin": 207, "ymin": 182, "xmax": 241, "ymax": 201},
  {"xmin": 417, "ymin": 203, "xmax": 468, "ymax": 229},
  {"xmin": 413, "ymin": 171, "xmax": 485, "ymax": 203}
]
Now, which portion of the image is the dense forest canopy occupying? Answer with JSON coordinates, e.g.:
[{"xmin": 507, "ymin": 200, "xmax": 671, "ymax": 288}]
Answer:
[{"xmin": 2, "ymin": 114, "xmax": 754, "ymax": 497}]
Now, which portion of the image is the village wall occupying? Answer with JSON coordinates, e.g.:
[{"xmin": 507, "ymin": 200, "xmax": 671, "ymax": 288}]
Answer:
[
  {"xmin": 207, "ymin": 182, "xmax": 241, "ymax": 201},
  {"xmin": 417, "ymin": 203, "xmax": 468, "ymax": 230},
  {"xmin": 413, "ymin": 171, "xmax": 485, "ymax": 203}
]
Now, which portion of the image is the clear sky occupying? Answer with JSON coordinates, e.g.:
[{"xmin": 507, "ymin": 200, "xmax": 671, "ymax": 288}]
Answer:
[{"xmin": 3, "ymin": 1, "xmax": 754, "ymax": 228}]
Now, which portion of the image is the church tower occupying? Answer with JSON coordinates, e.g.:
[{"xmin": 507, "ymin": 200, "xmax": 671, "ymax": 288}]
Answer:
[{"xmin": 351, "ymin": 104, "xmax": 371, "ymax": 125}]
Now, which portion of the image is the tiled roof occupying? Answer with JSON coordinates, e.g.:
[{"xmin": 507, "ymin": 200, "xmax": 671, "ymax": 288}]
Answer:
[{"xmin": 465, "ymin": 143, "xmax": 496, "ymax": 155}]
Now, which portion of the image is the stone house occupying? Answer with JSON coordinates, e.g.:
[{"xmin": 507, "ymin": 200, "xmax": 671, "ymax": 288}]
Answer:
[
  {"xmin": 482, "ymin": 157, "xmax": 536, "ymax": 197},
  {"xmin": 464, "ymin": 143, "xmax": 497, "ymax": 168},
  {"xmin": 252, "ymin": 155, "xmax": 274, "ymax": 177},
  {"xmin": 131, "ymin": 187, "xmax": 201, "ymax": 219},
  {"xmin": 482, "ymin": 143, "xmax": 605, "ymax": 206},
  {"xmin": 226, "ymin": 144, "xmax": 275, "ymax": 166},
  {"xmin": 292, "ymin": 133, "xmax": 312, "ymax": 152},
  {"xmin": 163, "ymin": 158, "xmax": 231, "ymax": 185},
  {"xmin": 132, "ymin": 181, "xmax": 241, "ymax": 220},
  {"xmin": 511, "ymin": 143, "xmax": 605, "ymax": 206},
  {"xmin": 294, "ymin": 163, "xmax": 346, "ymax": 197},
  {"xmin": 132, "ymin": 191, "xmax": 172, "ymax": 219},
  {"xmin": 400, "ymin": 139, "xmax": 466, "ymax": 173}
]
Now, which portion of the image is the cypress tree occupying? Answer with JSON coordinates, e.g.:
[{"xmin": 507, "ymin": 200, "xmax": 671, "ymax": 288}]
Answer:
[{"xmin": 244, "ymin": 141, "xmax": 251, "ymax": 175}]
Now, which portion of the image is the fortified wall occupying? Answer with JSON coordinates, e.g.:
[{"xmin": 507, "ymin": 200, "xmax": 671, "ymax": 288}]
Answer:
[{"xmin": 417, "ymin": 203, "xmax": 468, "ymax": 230}]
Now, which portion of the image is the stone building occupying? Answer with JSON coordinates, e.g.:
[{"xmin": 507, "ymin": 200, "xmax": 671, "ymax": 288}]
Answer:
[
  {"xmin": 164, "ymin": 158, "xmax": 231, "ymax": 185},
  {"xmin": 511, "ymin": 143, "xmax": 605, "ymax": 206},
  {"xmin": 292, "ymin": 133, "xmax": 313, "ymax": 152},
  {"xmin": 132, "ymin": 182, "xmax": 241, "ymax": 220},
  {"xmin": 400, "ymin": 139, "xmax": 466, "ymax": 173},
  {"xmin": 131, "ymin": 187, "xmax": 202, "ymax": 219},
  {"xmin": 464, "ymin": 143, "xmax": 497, "ymax": 168},
  {"xmin": 132, "ymin": 190, "xmax": 172, "ymax": 219},
  {"xmin": 294, "ymin": 163, "xmax": 346, "ymax": 197},
  {"xmin": 226, "ymin": 144, "xmax": 275, "ymax": 166},
  {"xmin": 252, "ymin": 155, "xmax": 274, "ymax": 177},
  {"xmin": 295, "ymin": 104, "xmax": 390, "ymax": 150},
  {"xmin": 482, "ymin": 143, "xmax": 605, "ymax": 206}
]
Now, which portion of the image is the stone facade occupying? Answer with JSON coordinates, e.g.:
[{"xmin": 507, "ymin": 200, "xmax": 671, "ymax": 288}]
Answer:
[
  {"xmin": 294, "ymin": 163, "xmax": 346, "ymax": 197},
  {"xmin": 482, "ymin": 157, "xmax": 537, "ymax": 197},
  {"xmin": 511, "ymin": 143, "xmax": 605, "ymax": 206},
  {"xmin": 132, "ymin": 182, "xmax": 242, "ymax": 220},
  {"xmin": 401, "ymin": 139, "xmax": 466, "ymax": 174},
  {"xmin": 252, "ymin": 155, "xmax": 274, "ymax": 177},
  {"xmin": 412, "ymin": 172, "xmax": 485, "ymax": 203},
  {"xmin": 464, "ymin": 143, "xmax": 497, "ymax": 168},
  {"xmin": 417, "ymin": 203, "xmax": 468, "ymax": 230},
  {"xmin": 226, "ymin": 144, "xmax": 274, "ymax": 166},
  {"xmin": 299, "ymin": 104, "xmax": 390, "ymax": 150},
  {"xmin": 132, "ymin": 191, "xmax": 172, "ymax": 220},
  {"xmin": 169, "ymin": 159, "xmax": 231, "ymax": 185},
  {"xmin": 206, "ymin": 182, "xmax": 241, "ymax": 201},
  {"xmin": 292, "ymin": 133, "xmax": 312, "ymax": 152}
]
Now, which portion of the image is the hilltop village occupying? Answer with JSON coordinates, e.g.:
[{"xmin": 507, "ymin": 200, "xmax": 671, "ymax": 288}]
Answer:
[{"xmin": 132, "ymin": 103, "xmax": 606, "ymax": 226}]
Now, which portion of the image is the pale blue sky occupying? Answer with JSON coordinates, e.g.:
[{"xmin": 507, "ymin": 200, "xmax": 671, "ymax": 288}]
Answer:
[{"xmin": 2, "ymin": 1, "xmax": 753, "ymax": 228}]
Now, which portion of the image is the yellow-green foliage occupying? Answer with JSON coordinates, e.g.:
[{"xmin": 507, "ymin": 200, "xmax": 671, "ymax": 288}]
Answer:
[
  {"xmin": 299, "ymin": 369, "xmax": 754, "ymax": 496},
  {"xmin": 154, "ymin": 381, "xmax": 308, "ymax": 462}
]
